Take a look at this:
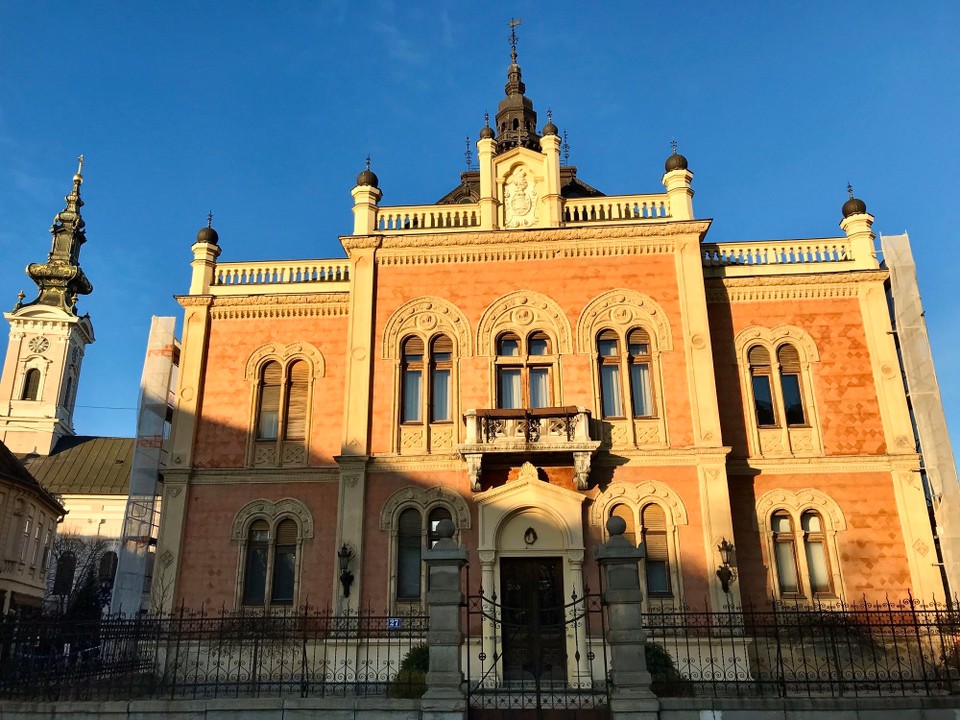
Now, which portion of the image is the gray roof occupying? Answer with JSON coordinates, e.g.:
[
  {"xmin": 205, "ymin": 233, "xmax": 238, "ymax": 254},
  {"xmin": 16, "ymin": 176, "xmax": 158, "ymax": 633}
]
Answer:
[{"xmin": 19, "ymin": 436, "xmax": 134, "ymax": 496}]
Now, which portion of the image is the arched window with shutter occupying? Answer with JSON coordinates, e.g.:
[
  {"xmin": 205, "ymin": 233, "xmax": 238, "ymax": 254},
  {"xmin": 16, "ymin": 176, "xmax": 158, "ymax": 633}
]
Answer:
[
  {"xmin": 748, "ymin": 346, "xmax": 776, "ymax": 427},
  {"xmin": 642, "ymin": 504, "xmax": 671, "ymax": 596},
  {"xmin": 284, "ymin": 361, "xmax": 309, "ymax": 440},
  {"xmin": 401, "ymin": 336, "xmax": 424, "ymax": 423},
  {"xmin": 495, "ymin": 330, "xmax": 556, "ymax": 409},
  {"xmin": 271, "ymin": 519, "xmax": 298, "ymax": 604},
  {"xmin": 250, "ymin": 354, "xmax": 315, "ymax": 467},
  {"xmin": 257, "ymin": 362, "xmax": 282, "ymax": 440},
  {"xmin": 771, "ymin": 511, "xmax": 800, "ymax": 595},
  {"xmin": 243, "ymin": 519, "xmax": 270, "ymax": 605},
  {"xmin": 801, "ymin": 510, "xmax": 831, "ymax": 594},
  {"xmin": 21, "ymin": 368, "xmax": 41, "ymax": 401},
  {"xmin": 778, "ymin": 344, "xmax": 806, "ymax": 426}
]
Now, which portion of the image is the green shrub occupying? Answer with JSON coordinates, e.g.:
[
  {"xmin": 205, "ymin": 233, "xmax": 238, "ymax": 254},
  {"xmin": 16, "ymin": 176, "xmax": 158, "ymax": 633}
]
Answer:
[
  {"xmin": 646, "ymin": 642, "xmax": 695, "ymax": 697},
  {"xmin": 388, "ymin": 644, "xmax": 429, "ymax": 698}
]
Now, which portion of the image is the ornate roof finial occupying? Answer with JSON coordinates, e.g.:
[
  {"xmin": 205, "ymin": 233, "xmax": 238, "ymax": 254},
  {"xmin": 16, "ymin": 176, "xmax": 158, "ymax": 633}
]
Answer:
[
  {"xmin": 207, "ymin": 211, "xmax": 213, "ymax": 228},
  {"xmin": 465, "ymin": 136, "xmax": 473, "ymax": 170},
  {"xmin": 671, "ymin": 139, "xmax": 678, "ymax": 155},
  {"xmin": 508, "ymin": 17, "xmax": 521, "ymax": 64},
  {"xmin": 365, "ymin": 155, "xmax": 372, "ymax": 171},
  {"xmin": 562, "ymin": 130, "xmax": 570, "ymax": 165},
  {"xmin": 847, "ymin": 182, "xmax": 854, "ymax": 198},
  {"xmin": 547, "ymin": 108, "xmax": 553, "ymax": 124},
  {"xmin": 22, "ymin": 158, "xmax": 93, "ymax": 314},
  {"xmin": 13, "ymin": 290, "xmax": 25, "ymax": 312},
  {"xmin": 484, "ymin": 111, "xmax": 490, "ymax": 128}
]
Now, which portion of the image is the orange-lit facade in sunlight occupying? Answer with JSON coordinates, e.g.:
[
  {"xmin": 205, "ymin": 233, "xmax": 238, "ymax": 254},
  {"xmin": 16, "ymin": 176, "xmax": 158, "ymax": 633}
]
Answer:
[{"xmin": 153, "ymin": 56, "xmax": 944, "ymax": 617}]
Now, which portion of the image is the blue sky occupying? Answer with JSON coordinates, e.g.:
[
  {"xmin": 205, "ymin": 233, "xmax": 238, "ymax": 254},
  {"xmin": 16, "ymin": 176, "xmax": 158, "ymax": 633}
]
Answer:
[{"xmin": 1, "ymin": 2, "xmax": 958, "ymax": 457}]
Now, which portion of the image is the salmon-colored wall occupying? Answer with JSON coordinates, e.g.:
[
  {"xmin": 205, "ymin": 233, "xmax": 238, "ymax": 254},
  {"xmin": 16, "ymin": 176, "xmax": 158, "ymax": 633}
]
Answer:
[
  {"xmin": 193, "ymin": 313, "xmax": 349, "ymax": 467},
  {"xmin": 369, "ymin": 252, "xmax": 695, "ymax": 453},
  {"xmin": 175, "ymin": 482, "xmax": 339, "ymax": 609},
  {"xmin": 730, "ymin": 471, "xmax": 910, "ymax": 606},
  {"xmin": 709, "ymin": 297, "xmax": 886, "ymax": 458}
]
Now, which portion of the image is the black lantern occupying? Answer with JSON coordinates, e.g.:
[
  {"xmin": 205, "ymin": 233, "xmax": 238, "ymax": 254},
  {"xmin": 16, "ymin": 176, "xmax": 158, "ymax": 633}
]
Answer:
[
  {"xmin": 716, "ymin": 537, "xmax": 735, "ymax": 593},
  {"xmin": 337, "ymin": 544, "xmax": 355, "ymax": 597}
]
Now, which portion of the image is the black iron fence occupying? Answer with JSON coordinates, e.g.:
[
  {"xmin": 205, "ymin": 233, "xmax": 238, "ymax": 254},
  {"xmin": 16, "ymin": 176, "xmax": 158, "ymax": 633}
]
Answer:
[
  {"xmin": 643, "ymin": 596, "xmax": 960, "ymax": 698},
  {"xmin": 0, "ymin": 605, "xmax": 428, "ymax": 702}
]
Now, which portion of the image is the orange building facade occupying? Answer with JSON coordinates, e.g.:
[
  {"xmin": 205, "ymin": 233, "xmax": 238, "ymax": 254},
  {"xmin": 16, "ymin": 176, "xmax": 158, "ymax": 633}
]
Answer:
[{"xmin": 154, "ymin": 54, "xmax": 943, "ymax": 618}]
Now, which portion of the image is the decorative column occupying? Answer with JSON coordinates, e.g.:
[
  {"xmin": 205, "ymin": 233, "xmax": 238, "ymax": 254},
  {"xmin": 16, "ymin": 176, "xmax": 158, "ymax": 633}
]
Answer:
[
  {"xmin": 540, "ymin": 118, "xmax": 563, "ymax": 226},
  {"xmin": 595, "ymin": 516, "xmax": 659, "ymax": 720},
  {"xmin": 478, "ymin": 549, "xmax": 499, "ymax": 688},
  {"xmin": 477, "ymin": 123, "xmax": 498, "ymax": 230},
  {"xmin": 567, "ymin": 550, "xmax": 592, "ymax": 689},
  {"xmin": 422, "ymin": 519, "xmax": 469, "ymax": 718}
]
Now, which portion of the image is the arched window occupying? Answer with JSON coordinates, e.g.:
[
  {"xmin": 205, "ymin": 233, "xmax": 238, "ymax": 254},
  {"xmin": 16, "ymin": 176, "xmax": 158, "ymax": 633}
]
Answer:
[
  {"xmin": 53, "ymin": 551, "xmax": 77, "ymax": 596},
  {"xmin": 496, "ymin": 331, "xmax": 555, "ymax": 409},
  {"xmin": 598, "ymin": 330, "xmax": 623, "ymax": 418},
  {"xmin": 801, "ymin": 511, "xmax": 831, "ymax": 594},
  {"xmin": 22, "ymin": 368, "xmax": 41, "ymax": 401},
  {"xmin": 63, "ymin": 376, "xmax": 74, "ymax": 409},
  {"xmin": 252, "ymin": 357, "xmax": 314, "ymax": 467},
  {"xmin": 749, "ymin": 346, "xmax": 776, "ymax": 427},
  {"xmin": 771, "ymin": 511, "xmax": 800, "ymax": 595},
  {"xmin": 401, "ymin": 337, "xmax": 424, "ymax": 423},
  {"xmin": 430, "ymin": 336, "xmax": 452, "ymax": 422},
  {"xmin": 778, "ymin": 345, "xmax": 806, "ymax": 426},
  {"xmin": 98, "ymin": 551, "xmax": 118, "ymax": 586},
  {"xmin": 242, "ymin": 516, "xmax": 301, "ymax": 607},
  {"xmin": 628, "ymin": 329, "xmax": 653, "ymax": 418},
  {"xmin": 396, "ymin": 508, "xmax": 422, "ymax": 601},
  {"xmin": 256, "ymin": 362, "xmax": 282, "ymax": 440},
  {"xmin": 642, "ymin": 504, "xmax": 670, "ymax": 595}
]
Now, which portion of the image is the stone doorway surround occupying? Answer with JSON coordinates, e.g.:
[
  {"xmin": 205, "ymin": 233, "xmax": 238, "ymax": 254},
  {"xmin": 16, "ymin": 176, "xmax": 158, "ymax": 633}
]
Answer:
[{"xmin": 473, "ymin": 462, "xmax": 592, "ymax": 688}]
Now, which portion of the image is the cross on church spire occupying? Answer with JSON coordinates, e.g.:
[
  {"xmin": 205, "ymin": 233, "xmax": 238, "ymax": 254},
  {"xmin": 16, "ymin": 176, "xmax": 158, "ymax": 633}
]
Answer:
[{"xmin": 508, "ymin": 17, "xmax": 521, "ymax": 63}]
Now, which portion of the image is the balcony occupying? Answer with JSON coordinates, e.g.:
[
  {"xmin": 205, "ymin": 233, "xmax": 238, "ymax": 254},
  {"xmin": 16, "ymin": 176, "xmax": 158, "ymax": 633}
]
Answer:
[{"xmin": 459, "ymin": 407, "xmax": 600, "ymax": 492}]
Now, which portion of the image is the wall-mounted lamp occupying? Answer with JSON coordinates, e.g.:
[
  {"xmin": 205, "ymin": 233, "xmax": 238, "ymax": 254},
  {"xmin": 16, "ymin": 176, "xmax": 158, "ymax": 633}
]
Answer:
[
  {"xmin": 716, "ymin": 537, "xmax": 735, "ymax": 593},
  {"xmin": 337, "ymin": 544, "xmax": 355, "ymax": 597}
]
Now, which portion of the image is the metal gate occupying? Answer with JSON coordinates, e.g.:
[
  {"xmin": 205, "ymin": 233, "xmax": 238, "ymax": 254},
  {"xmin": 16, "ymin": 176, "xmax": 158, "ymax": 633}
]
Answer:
[{"xmin": 464, "ymin": 558, "xmax": 610, "ymax": 719}]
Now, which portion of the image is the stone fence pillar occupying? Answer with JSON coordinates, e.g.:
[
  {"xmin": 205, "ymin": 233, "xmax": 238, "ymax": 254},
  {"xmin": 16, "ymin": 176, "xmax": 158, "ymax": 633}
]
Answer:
[
  {"xmin": 422, "ymin": 518, "xmax": 469, "ymax": 720},
  {"xmin": 595, "ymin": 516, "xmax": 659, "ymax": 720}
]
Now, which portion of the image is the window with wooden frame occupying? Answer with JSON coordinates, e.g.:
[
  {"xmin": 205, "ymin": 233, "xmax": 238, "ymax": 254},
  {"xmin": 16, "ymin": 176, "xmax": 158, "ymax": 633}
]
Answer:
[
  {"xmin": 253, "ymin": 358, "xmax": 312, "ymax": 465},
  {"xmin": 21, "ymin": 368, "xmax": 41, "ymax": 401},
  {"xmin": 496, "ymin": 330, "xmax": 555, "ymax": 409},
  {"xmin": 399, "ymin": 333, "xmax": 455, "ymax": 426},
  {"xmin": 778, "ymin": 345, "xmax": 806, "ymax": 426},
  {"xmin": 242, "ymin": 517, "xmax": 300, "ymax": 607},
  {"xmin": 597, "ymin": 328, "xmax": 656, "ymax": 419},
  {"xmin": 771, "ymin": 510, "xmax": 801, "ymax": 595},
  {"xmin": 801, "ymin": 510, "xmax": 831, "ymax": 594},
  {"xmin": 628, "ymin": 329, "xmax": 654, "ymax": 418},
  {"xmin": 748, "ymin": 346, "xmax": 776, "ymax": 427},
  {"xmin": 394, "ymin": 504, "xmax": 454, "ymax": 604},
  {"xmin": 642, "ymin": 504, "xmax": 671, "ymax": 596}
]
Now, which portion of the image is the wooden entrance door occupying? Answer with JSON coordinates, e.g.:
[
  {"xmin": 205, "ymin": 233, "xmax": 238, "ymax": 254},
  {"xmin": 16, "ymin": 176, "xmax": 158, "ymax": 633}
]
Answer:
[{"xmin": 499, "ymin": 557, "xmax": 566, "ymax": 686}]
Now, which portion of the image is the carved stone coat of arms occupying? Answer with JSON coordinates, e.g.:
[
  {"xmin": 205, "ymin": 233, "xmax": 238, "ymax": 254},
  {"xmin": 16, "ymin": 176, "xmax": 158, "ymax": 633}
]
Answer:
[{"xmin": 503, "ymin": 169, "xmax": 538, "ymax": 228}]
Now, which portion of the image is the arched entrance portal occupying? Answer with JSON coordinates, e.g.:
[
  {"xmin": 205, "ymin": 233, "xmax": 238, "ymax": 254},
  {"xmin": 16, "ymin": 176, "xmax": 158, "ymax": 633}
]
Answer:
[{"xmin": 474, "ymin": 462, "xmax": 591, "ymax": 688}]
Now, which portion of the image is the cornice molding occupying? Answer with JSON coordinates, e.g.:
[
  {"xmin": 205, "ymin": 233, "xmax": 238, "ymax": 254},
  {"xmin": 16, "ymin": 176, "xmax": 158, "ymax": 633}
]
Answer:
[
  {"xmin": 368, "ymin": 454, "xmax": 465, "ymax": 473},
  {"xmin": 208, "ymin": 294, "xmax": 349, "ymax": 320},
  {"xmin": 176, "ymin": 296, "xmax": 214, "ymax": 308},
  {"xmin": 705, "ymin": 270, "xmax": 888, "ymax": 303},
  {"xmin": 340, "ymin": 236, "xmax": 383, "ymax": 253},
  {"xmin": 726, "ymin": 452, "xmax": 921, "ymax": 475},
  {"xmin": 593, "ymin": 447, "xmax": 732, "ymax": 467},
  {"xmin": 185, "ymin": 467, "xmax": 340, "ymax": 485}
]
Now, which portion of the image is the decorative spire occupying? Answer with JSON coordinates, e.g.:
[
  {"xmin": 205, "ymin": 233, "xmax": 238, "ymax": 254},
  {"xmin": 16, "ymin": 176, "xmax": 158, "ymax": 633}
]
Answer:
[
  {"xmin": 495, "ymin": 17, "xmax": 539, "ymax": 154},
  {"xmin": 207, "ymin": 211, "xmax": 213, "ymax": 228},
  {"xmin": 671, "ymin": 139, "xmax": 678, "ymax": 155},
  {"xmin": 562, "ymin": 130, "xmax": 570, "ymax": 165},
  {"xmin": 847, "ymin": 182, "xmax": 854, "ymax": 198},
  {"xmin": 464, "ymin": 136, "xmax": 473, "ymax": 170},
  {"xmin": 21, "ymin": 156, "xmax": 93, "ymax": 314}
]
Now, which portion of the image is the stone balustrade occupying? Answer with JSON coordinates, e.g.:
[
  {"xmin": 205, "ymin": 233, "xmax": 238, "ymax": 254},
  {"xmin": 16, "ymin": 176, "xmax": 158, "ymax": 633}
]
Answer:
[
  {"xmin": 209, "ymin": 260, "xmax": 350, "ymax": 295},
  {"xmin": 562, "ymin": 195, "xmax": 670, "ymax": 224},
  {"xmin": 377, "ymin": 204, "xmax": 481, "ymax": 233},
  {"xmin": 701, "ymin": 238, "xmax": 872, "ymax": 276}
]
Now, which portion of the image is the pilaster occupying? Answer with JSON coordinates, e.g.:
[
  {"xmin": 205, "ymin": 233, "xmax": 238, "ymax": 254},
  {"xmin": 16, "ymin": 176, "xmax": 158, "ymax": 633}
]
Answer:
[
  {"xmin": 890, "ymin": 465, "xmax": 944, "ymax": 601},
  {"xmin": 333, "ymin": 454, "xmax": 369, "ymax": 611},
  {"xmin": 477, "ymin": 137, "xmax": 498, "ymax": 230},
  {"xmin": 540, "ymin": 133, "xmax": 562, "ymax": 226}
]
